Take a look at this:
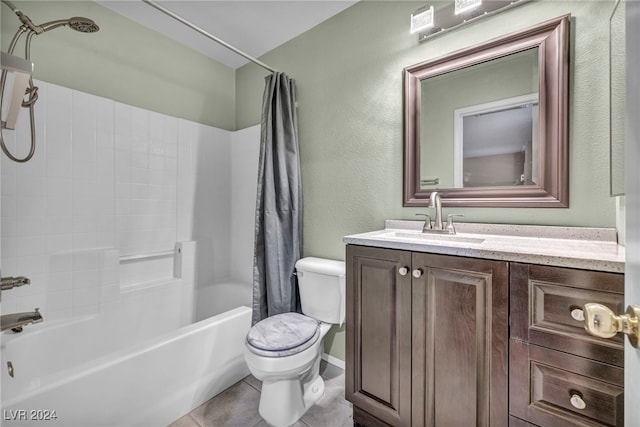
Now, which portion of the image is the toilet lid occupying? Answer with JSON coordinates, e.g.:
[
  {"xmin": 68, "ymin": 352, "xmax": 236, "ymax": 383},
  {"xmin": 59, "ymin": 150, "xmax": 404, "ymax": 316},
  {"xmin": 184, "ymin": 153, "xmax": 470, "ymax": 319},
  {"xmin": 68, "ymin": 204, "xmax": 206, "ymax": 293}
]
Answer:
[{"xmin": 246, "ymin": 312, "xmax": 320, "ymax": 357}]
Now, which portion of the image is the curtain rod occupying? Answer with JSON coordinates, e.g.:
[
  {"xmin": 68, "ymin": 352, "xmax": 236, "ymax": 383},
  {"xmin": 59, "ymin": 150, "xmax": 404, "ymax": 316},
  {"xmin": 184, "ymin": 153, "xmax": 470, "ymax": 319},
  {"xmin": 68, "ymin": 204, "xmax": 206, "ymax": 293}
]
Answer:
[{"xmin": 142, "ymin": 0, "xmax": 278, "ymax": 73}]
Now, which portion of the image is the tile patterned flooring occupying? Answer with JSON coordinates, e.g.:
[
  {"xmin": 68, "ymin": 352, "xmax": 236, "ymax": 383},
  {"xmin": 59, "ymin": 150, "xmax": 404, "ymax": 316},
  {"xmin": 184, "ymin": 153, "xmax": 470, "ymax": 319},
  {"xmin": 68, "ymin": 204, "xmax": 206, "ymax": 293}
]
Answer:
[{"xmin": 168, "ymin": 361, "xmax": 353, "ymax": 427}]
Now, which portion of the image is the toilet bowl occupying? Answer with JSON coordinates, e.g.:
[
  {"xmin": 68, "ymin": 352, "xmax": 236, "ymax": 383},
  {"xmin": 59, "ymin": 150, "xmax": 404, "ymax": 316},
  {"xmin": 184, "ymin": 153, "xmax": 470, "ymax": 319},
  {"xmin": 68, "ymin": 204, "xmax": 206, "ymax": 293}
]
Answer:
[
  {"xmin": 244, "ymin": 320, "xmax": 332, "ymax": 426},
  {"xmin": 244, "ymin": 257, "xmax": 345, "ymax": 427}
]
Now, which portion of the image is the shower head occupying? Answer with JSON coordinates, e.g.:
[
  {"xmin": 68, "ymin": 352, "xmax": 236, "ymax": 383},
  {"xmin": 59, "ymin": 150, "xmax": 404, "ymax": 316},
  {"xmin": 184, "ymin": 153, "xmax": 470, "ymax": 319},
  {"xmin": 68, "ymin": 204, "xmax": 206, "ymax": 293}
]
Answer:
[
  {"xmin": 0, "ymin": 0, "xmax": 100, "ymax": 163},
  {"xmin": 37, "ymin": 17, "xmax": 99, "ymax": 34},
  {"xmin": 1, "ymin": 1, "xmax": 99, "ymax": 34},
  {"xmin": 68, "ymin": 17, "xmax": 100, "ymax": 33}
]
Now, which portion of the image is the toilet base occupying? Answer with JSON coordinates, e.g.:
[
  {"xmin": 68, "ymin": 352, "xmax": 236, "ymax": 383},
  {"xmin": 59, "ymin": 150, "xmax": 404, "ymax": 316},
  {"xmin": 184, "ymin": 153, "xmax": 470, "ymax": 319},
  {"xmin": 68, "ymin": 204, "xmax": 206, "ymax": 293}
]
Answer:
[
  {"xmin": 246, "ymin": 323, "xmax": 334, "ymax": 426},
  {"xmin": 258, "ymin": 369, "xmax": 325, "ymax": 426}
]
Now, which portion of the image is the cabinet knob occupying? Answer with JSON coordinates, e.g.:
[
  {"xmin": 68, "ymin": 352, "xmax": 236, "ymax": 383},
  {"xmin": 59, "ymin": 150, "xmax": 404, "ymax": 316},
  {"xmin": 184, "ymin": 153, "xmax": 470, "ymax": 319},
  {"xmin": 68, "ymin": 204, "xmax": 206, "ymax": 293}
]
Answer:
[
  {"xmin": 569, "ymin": 393, "xmax": 586, "ymax": 410},
  {"xmin": 412, "ymin": 268, "xmax": 423, "ymax": 278},
  {"xmin": 583, "ymin": 303, "xmax": 640, "ymax": 347},
  {"xmin": 570, "ymin": 306, "xmax": 584, "ymax": 321},
  {"xmin": 398, "ymin": 266, "xmax": 409, "ymax": 276}
]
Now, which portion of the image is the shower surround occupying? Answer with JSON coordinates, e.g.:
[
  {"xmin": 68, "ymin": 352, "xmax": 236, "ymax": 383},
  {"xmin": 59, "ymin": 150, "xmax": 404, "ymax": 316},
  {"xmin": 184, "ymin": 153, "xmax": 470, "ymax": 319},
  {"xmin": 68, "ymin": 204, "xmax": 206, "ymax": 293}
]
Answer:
[{"xmin": 0, "ymin": 80, "xmax": 260, "ymax": 425}]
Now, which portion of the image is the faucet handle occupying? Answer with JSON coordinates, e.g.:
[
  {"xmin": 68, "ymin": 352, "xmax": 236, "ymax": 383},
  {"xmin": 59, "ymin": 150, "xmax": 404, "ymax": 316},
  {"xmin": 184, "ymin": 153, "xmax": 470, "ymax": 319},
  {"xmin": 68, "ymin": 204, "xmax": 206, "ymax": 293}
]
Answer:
[
  {"xmin": 415, "ymin": 213, "xmax": 432, "ymax": 231},
  {"xmin": 446, "ymin": 214, "xmax": 464, "ymax": 234}
]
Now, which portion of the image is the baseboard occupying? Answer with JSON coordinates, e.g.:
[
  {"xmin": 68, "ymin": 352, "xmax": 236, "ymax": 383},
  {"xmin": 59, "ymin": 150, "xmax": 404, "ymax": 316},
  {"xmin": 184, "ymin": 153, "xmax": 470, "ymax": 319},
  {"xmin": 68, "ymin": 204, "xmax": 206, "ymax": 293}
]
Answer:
[{"xmin": 321, "ymin": 352, "xmax": 345, "ymax": 370}]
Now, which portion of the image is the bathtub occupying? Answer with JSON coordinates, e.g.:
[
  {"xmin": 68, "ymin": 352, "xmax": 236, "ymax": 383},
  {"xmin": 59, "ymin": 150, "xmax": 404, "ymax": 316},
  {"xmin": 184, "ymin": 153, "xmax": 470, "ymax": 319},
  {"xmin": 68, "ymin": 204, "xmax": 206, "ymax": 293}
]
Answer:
[{"xmin": 1, "ymin": 275, "xmax": 253, "ymax": 426}]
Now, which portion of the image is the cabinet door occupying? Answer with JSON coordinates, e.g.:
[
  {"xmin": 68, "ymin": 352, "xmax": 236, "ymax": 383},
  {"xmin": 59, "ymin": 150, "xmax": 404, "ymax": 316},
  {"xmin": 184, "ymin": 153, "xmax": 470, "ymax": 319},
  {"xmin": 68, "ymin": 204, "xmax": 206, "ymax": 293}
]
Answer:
[
  {"xmin": 346, "ymin": 245, "xmax": 412, "ymax": 427},
  {"xmin": 411, "ymin": 253, "xmax": 509, "ymax": 427}
]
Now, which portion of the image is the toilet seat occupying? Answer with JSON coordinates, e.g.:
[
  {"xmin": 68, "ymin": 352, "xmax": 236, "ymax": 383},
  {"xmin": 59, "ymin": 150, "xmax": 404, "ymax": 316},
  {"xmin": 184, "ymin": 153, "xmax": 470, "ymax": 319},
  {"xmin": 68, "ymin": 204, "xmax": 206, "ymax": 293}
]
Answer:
[{"xmin": 246, "ymin": 312, "xmax": 320, "ymax": 357}]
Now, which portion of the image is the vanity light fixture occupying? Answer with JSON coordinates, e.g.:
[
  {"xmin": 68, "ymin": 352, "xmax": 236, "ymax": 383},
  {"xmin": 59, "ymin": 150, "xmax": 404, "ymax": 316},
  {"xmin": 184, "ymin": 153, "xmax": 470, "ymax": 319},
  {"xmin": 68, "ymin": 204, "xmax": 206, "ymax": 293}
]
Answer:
[
  {"xmin": 410, "ymin": 5, "xmax": 434, "ymax": 34},
  {"xmin": 455, "ymin": 0, "xmax": 482, "ymax": 15},
  {"xmin": 415, "ymin": 0, "xmax": 529, "ymax": 42}
]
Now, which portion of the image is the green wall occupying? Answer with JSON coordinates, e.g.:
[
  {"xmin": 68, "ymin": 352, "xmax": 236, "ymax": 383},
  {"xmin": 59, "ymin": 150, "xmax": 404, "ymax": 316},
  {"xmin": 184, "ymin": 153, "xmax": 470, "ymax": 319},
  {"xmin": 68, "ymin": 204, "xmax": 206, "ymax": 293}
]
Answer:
[
  {"xmin": 236, "ymin": 1, "xmax": 618, "ymax": 361},
  {"xmin": 1, "ymin": 1, "xmax": 236, "ymax": 130}
]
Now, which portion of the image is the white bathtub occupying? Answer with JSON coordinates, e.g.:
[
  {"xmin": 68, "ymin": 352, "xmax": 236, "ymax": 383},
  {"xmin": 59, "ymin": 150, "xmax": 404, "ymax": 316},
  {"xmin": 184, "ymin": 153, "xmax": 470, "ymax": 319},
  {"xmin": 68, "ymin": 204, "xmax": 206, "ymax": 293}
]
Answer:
[{"xmin": 0, "ymin": 279, "xmax": 252, "ymax": 427}]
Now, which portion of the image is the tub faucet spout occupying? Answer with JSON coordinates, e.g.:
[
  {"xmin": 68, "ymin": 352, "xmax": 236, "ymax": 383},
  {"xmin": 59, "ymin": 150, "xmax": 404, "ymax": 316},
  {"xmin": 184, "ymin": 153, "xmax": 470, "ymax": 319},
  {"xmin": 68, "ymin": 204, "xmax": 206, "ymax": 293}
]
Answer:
[{"xmin": 1, "ymin": 308, "xmax": 43, "ymax": 332}]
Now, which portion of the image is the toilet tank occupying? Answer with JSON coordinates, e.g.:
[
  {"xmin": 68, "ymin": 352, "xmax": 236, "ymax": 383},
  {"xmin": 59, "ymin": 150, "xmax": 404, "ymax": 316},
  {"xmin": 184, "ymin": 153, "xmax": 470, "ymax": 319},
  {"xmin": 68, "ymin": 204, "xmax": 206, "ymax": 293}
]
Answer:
[{"xmin": 295, "ymin": 257, "xmax": 346, "ymax": 325}]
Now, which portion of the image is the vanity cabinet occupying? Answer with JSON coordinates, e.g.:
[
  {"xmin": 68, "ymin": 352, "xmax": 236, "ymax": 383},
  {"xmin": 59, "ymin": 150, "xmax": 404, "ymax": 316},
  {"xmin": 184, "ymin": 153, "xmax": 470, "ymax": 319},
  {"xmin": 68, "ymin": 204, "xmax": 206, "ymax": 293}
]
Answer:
[
  {"xmin": 345, "ymin": 244, "xmax": 509, "ymax": 427},
  {"xmin": 509, "ymin": 263, "xmax": 625, "ymax": 427},
  {"xmin": 345, "ymin": 244, "xmax": 625, "ymax": 427}
]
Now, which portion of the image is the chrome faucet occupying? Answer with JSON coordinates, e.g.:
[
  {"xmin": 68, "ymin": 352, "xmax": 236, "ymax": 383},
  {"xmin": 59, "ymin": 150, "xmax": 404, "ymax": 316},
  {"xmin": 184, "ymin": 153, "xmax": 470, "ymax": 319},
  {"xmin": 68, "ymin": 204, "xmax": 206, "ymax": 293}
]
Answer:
[
  {"xmin": 0, "ymin": 275, "xmax": 42, "ymax": 333},
  {"xmin": 416, "ymin": 192, "xmax": 464, "ymax": 235},
  {"xmin": 429, "ymin": 192, "xmax": 444, "ymax": 230},
  {"xmin": 1, "ymin": 308, "xmax": 43, "ymax": 333}
]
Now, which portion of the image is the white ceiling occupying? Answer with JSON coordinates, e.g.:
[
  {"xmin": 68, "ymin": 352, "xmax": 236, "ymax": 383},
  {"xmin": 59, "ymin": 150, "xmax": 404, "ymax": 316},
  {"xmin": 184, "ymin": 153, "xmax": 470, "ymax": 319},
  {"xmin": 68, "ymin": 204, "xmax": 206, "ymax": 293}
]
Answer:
[{"xmin": 98, "ymin": 1, "xmax": 358, "ymax": 70}]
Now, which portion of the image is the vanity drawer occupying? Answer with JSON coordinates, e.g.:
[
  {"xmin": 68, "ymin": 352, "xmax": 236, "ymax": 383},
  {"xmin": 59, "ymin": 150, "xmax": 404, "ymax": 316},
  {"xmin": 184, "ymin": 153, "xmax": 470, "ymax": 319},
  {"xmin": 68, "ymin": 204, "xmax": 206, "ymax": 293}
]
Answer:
[
  {"xmin": 510, "ymin": 340, "xmax": 624, "ymax": 427},
  {"xmin": 510, "ymin": 263, "xmax": 624, "ymax": 366}
]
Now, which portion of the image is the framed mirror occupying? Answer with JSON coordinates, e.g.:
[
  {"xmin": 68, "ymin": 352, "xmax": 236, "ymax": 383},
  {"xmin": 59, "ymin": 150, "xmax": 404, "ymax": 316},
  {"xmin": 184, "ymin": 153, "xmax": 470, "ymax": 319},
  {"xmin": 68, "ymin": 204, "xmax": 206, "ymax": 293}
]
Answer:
[{"xmin": 403, "ymin": 15, "xmax": 570, "ymax": 207}]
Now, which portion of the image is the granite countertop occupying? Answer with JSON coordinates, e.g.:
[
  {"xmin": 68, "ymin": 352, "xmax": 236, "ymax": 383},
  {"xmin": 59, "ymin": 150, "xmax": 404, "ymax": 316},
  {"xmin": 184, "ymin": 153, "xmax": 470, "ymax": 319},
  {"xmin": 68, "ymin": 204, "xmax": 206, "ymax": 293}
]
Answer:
[{"xmin": 343, "ymin": 221, "xmax": 625, "ymax": 273}]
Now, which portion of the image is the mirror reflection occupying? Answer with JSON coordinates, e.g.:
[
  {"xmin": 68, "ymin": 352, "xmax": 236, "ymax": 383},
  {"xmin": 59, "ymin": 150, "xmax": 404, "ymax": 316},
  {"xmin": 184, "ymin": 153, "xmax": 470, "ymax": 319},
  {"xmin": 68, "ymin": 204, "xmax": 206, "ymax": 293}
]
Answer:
[
  {"xmin": 458, "ymin": 94, "xmax": 538, "ymax": 187},
  {"xmin": 419, "ymin": 48, "xmax": 539, "ymax": 190}
]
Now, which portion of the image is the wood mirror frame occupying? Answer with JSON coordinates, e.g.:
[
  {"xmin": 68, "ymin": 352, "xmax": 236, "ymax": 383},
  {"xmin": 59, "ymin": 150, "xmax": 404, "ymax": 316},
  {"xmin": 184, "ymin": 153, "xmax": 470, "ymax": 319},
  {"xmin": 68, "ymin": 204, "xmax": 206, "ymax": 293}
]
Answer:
[{"xmin": 403, "ymin": 15, "xmax": 570, "ymax": 207}]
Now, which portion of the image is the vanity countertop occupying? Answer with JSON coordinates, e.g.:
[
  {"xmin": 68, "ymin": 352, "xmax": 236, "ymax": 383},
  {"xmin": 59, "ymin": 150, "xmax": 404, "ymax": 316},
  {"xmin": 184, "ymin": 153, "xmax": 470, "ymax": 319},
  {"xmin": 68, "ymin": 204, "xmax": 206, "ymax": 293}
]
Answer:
[{"xmin": 343, "ymin": 221, "xmax": 625, "ymax": 273}]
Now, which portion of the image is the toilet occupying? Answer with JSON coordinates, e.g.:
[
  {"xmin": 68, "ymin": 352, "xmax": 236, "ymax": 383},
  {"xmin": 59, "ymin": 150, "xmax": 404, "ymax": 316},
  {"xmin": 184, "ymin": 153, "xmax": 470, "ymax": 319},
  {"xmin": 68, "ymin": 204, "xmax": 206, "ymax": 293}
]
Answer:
[{"xmin": 244, "ymin": 257, "xmax": 346, "ymax": 427}]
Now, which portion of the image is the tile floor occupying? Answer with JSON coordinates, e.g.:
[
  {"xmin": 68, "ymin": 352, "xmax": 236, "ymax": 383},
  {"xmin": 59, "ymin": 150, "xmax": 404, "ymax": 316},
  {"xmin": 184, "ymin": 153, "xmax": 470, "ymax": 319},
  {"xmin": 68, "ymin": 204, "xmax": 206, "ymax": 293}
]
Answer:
[{"xmin": 168, "ymin": 361, "xmax": 353, "ymax": 427}]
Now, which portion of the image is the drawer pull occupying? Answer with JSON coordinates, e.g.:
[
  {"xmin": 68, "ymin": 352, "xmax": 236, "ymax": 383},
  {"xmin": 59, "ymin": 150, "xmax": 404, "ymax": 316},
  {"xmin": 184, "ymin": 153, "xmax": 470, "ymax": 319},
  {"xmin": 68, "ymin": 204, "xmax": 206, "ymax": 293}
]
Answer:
[
  {"xmin": 398, "ymin": 266, "xmax": 409, "ymax": 276},
  {"xmin": 570, "ymin": 393, "xmax": 586, "ymax": 410},
  {"xmin": 570, "ymin": 307, "xmax": 585, "ymax": 321},
  {"xmin": 412, "ymin": 268, "xmax": 423, "ymax": 278}
]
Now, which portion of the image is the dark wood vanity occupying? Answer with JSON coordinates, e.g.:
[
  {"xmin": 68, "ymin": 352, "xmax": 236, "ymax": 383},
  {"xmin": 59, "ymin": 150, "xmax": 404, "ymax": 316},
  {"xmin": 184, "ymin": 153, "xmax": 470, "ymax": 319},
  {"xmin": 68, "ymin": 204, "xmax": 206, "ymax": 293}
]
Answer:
[
  {"xmin": 345, "ymin": 243, "xmax": 624, "ymax": 427},
  {"xmin": 345, "ymin": 245, "xmax": 509, "ymax": 426}
]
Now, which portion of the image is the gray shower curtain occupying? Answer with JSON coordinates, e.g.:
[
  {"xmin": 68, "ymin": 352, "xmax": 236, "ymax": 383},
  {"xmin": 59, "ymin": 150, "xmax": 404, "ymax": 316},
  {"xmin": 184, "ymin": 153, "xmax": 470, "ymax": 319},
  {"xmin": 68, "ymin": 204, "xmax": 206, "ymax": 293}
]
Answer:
[{"xmin": 252, "ymin": 72, "xmax": 303, "ymax": 325}]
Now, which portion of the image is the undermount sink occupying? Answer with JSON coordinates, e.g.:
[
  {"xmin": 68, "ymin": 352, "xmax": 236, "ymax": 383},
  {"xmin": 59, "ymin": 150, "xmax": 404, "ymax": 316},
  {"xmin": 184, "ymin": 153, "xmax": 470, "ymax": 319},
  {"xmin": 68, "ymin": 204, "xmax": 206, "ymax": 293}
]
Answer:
[{"xmin": 381, "ymin": 231, "xmax": 486, "ymax": 245}]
